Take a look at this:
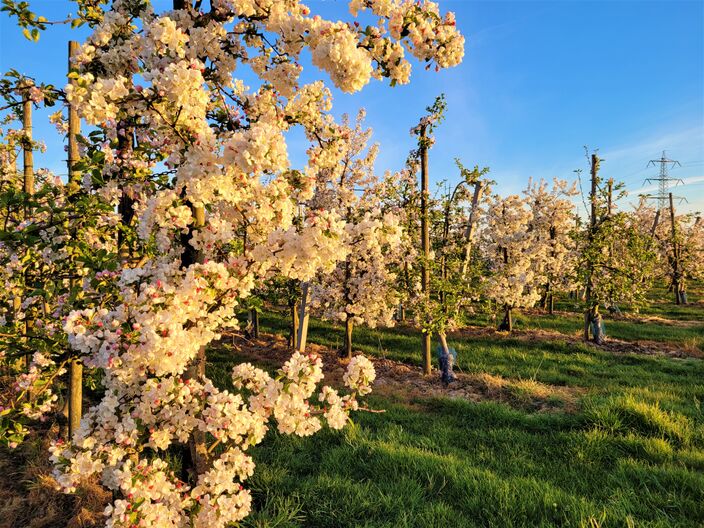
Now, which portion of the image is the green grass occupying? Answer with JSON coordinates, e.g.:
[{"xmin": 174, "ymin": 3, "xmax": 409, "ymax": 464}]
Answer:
[
  {"xmin": 510, "ymin": 312, "xmax": 704, "ymax": 352},
  {"xmin": 235, "ymin": 398, "xmax": 703, "ymax": 528},
  {"xmin": 206, "ymin": 300, "xmax": 704, "ymax": 527},
  {"xmin": 258, "ymin": 311, "xmax": 703, "ymax": 391},
  {"xmin": 549, "ymin": 281, "xmax": 703, "ymax": 321},
  {"xmin": 511, "ymin": 281, "xmax": 704, "ymax": 350}
]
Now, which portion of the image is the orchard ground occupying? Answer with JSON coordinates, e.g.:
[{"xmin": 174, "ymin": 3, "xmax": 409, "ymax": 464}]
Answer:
[
  {"xmin": 1, "ymin": 285, "xmax": 702, "ymax": 528},
  {"xmin": 210, "ymin": 285, "xmax": 703, "ymax": 528}
]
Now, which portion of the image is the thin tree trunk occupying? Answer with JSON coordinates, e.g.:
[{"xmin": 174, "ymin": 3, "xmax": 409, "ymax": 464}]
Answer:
[
  {"xmin": 342, "ymin": 256, "xmax": 353, "ymax": 357},
  {"xmin": 587, "ymin": 304, "xmax": 605, "ymax": 344},
  {"xmin": 437, "ymin": 332, "xmax": 455, "ymax": 385},
  {"xmin": 289, "ymin": 302, "xmax": 299, "ymax": 349},
  {"xmin": 438, "ymin": 332, "xmax": 449, "ymax": 355},
  {"xmin": 296, "ymin": 282, "xmax": 310, "ymax": 352},
  {"xmin": 498, "ymin": 305, "xmax": 513, "ymax": 332},
  {"xmin": 668, "ymin": 193, "xmax": 682, "ymax": 305},
  {"xmin": 650, "ymin": 209, "xmax": 660, "ymax": 237},
  {"xmin": 251, "ymin": 309, "xmax": 259, "ymax": 338},
  {"xmin": 460, "ymin": 181, "xmax": 484, "ymax": 279},
  {"xmin": 583, "ymin": 311, "xmax": 591, "ymax": 341},
  {"xmin": 344, "ymin": 317, "xmax": 353, "ymax": 359},
  {"xmin": 182, "ymin": 204, "xmax": 208, "ymax": 474}
]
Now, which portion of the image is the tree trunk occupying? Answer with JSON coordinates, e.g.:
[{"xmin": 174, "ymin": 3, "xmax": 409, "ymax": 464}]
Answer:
[
  {"xmin": 584, "ymin": 154, "xmax": 599, "ymax": 341},
  {"xmin": 586, "ymin": 304, "xmax": 605, "ymax": 344},
  {"xmin": 498, "ymin": 306, "xmax": 513, "ymax": 332},
  {"xmin": 460, "ymin": 181, "xmax": 484, "ymax": 279},
  {"xmin": 437, "ymin": 332, "xmax": 456, "ymax": 386},
  {"xmin": 548, "ymin": 293, "xmax": 554, "ymax": 315},
  {"xmin": 583, "ymin": 310, "xmax": 590, "ymax": 341},
  {"xmin": 668, "ymin": 193, "xmax": 682, "ymax": 305},
  {"xmin": 543, "ymin": 281, "xmax": 552, "ymax": 313},
  {"xmin": 289, "ymin": 302, "xmax": 299, "ymax": 349},
  {"xmin": 251, "ymin": 309, "xmax": 259, "ymax": 338},
  {"xmin": 117, "ymin": 124, "xmax": 136, "ymax": 264},
  {"xmin": 179, "ymin": 163, "xmax": 208, "ymax": 476},
  {"xmin": 296, "ymin": 282, "xmax": 310, "ymax": 352},
  {"xmin": 344, "ymin": 318, "xmax": 353, "ymax": 359},
  {"xmin": 183, "ymin": 347, "xmax": 208, "ymax": 475},
  {"xmin": 592, "ymin": 306, "xmax": 605, "ymax": 345},
  {"xmin": 438, "ymin": 332, "xmax": 449, "ymax": 355}
]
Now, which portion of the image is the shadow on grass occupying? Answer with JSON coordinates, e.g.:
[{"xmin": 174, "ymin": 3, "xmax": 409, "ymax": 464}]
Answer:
[
  {"xmin": 240, "ymin": 395, "xmax": 703, "ymax": 527},
  {"xmin": 208, "ymin": 312, "xmax": 704, "ymax": 527}
]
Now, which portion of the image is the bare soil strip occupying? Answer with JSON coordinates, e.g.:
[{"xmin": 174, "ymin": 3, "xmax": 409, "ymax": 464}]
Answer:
[
  {"xmin": 222, "ymin": 333, "xmax": 585, "ymax": 414},
  {"xmin": 452, "ymin": 325, "xmax": 703, "ymax": 359}
]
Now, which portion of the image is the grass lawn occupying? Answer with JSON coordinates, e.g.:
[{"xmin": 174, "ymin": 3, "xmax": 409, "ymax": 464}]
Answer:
[
  {"xmin": 204, "ymin": 301, "xmax": 704, "ymax": 528},
  {"xmin": 511, "ymin": 312, "xmax": 704, "ymax": 353}
]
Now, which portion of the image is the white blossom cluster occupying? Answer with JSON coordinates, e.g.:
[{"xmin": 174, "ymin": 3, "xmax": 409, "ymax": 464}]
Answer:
[
  {"xmin": 483, "ymin": 194, "xmax": 547, "ymax": 310},
  {"xmin": 0, "ymin": 0, "xmax": 465, "ymax": 525},
  {"xmin": 523, "ymin": 178, "xmax": 579, "ymax": 296},
  {"xmin": 308, "ymin": 112, "xmax": 405, "ymax": 331}
]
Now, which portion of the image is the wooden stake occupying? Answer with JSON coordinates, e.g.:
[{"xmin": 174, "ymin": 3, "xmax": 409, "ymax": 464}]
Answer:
[
  {"xmin": 22, "ymin": 87, "xmax": 34, "ymax": 200},
  {"xmin": 584, "ymin": 154, "xmax": 599, "ymax": 341},
  {"xmin": 67, "ymin": 40, "xmax": 83, "ymax": 438},
  {"xmin": 20, "ymin": 82, "xmax": 35, "ymax": 370},
  {"xmin": 650, "ymin": 209, "xmax": 661, "ymax": 237},
  {"xmin": 419, "ymin": 126, "xmax": 432, "ymax": 375}
]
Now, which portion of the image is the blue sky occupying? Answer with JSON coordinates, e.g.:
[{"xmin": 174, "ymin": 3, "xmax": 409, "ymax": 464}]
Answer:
[{"xmin": 1, "ymin": 0, "xmax": 702, "ymax": 214}]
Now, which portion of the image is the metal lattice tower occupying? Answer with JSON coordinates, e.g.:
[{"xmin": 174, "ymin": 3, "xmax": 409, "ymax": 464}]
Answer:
[{"xmin": 644, "ymin": 151, "xmax": 683, "ymax": 210}]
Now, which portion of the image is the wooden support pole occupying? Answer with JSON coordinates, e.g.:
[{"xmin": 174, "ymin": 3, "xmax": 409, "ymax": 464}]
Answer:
[
  {"xmin": 344, "ymin": 318, "xmax": 354, "ymax": 359},
  {"xmin": 420, "ymin": 126, "xmax": 432, "ymax": 375},
  {"xmin": 20, "ymin": 82, "xmax": 35, "ymax": 370},
  {"xmin": 22, "ymin": 87, "xmax": 34, "ymax": 200},
  {"xmin": 67, "ymin": 40, "xmax": 83, "ymax": 439},
  {"xmin": 584, "ymin": 154, "xmax": 599, "ymax": 341},
  {"xmin": 650, "ymin": 209, "xmax": 661, "ymax": 238}
]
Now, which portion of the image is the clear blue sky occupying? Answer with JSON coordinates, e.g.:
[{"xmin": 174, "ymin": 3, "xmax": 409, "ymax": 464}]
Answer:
[{"xmin": 1, "ymin": 0, "xmax": 703, "ymax": 214}]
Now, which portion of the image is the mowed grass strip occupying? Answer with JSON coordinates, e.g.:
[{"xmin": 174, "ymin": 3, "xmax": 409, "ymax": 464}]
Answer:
[
  {"xmin": 206, "ymin": 309, "xmax": 704, "ymax": 527},
  {"xmin": 229, "ymin": 396, "xmax": 704, "ymax": 527}
]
